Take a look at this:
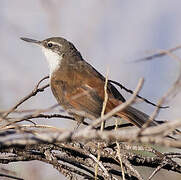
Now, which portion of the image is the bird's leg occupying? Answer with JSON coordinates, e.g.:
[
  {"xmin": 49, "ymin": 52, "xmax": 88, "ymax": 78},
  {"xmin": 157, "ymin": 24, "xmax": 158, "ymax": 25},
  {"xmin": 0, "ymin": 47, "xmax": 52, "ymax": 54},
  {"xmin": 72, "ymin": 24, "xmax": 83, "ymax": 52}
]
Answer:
[{"xmin": 73, "ymin": 114, "xmax": 84, "ymax": 129}]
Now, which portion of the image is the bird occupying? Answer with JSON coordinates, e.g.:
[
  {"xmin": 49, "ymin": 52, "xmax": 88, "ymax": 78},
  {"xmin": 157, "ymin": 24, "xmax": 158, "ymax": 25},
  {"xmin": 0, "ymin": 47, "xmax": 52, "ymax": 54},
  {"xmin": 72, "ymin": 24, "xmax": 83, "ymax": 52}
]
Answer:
[{"xmin": 20, "ymin": 37, "xmax": 157, "ymax": 128}]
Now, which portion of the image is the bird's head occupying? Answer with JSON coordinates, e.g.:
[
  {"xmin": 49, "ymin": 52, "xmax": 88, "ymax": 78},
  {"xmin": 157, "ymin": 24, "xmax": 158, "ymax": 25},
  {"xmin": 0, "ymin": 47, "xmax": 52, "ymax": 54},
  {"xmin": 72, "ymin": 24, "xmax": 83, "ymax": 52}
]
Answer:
[{"xmin": 21, "ymin": 37, "xmax": 79, "ymax": 74}]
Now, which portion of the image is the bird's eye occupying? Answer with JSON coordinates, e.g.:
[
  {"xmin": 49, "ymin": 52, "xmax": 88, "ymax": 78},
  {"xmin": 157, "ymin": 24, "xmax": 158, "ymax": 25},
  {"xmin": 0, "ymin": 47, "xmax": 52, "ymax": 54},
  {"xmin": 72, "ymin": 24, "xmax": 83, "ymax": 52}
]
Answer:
[{"xmin": 47, "ymin": 42, "xmax": 53, "ymax": 48}]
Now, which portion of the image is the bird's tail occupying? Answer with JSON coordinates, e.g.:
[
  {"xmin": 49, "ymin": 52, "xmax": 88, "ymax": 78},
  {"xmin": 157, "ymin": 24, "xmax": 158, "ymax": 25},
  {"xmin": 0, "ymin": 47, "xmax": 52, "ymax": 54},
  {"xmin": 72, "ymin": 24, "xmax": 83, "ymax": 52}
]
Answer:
[{"xmin": 117, "ymin": 106, "xmax": 157, "ymax": 128}]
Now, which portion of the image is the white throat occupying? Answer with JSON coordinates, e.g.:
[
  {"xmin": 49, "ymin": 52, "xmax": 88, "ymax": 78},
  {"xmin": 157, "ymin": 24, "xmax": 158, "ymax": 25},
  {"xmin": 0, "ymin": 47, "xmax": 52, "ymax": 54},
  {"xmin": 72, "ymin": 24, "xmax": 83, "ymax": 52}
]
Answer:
[{"xmin": 42, "ymin": 47, "xmax": 62, "ymax": 76}]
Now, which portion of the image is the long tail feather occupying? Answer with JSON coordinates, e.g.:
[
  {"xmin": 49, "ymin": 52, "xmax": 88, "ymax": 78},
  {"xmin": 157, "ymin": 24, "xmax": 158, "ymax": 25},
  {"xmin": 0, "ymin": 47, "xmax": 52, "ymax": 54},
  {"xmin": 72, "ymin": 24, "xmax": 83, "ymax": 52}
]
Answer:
[{"xmin": 117, "ymin": 106, "xmax": 157, "ymax": 128}]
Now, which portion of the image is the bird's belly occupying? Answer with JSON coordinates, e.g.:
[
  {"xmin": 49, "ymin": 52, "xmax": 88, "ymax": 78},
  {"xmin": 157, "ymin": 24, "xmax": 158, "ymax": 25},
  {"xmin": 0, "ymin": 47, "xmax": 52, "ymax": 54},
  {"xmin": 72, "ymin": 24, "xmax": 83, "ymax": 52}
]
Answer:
[
  {"xmin": 51, "ymin": 80, "xmax": 73, "ymax": 110},
  {"xmin": 51, "ymin": 80, "xmax": 103, "ymax": 119}
]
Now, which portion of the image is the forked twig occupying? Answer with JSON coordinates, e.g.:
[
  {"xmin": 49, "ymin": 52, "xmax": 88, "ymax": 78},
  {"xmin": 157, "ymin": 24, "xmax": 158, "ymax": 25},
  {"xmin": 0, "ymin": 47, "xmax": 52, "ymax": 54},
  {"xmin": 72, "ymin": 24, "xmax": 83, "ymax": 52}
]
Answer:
[
  {"xmin": 138, "ymin": 49, "xmax": 181, "ymax": 133},
  {"xmin": 2, "ymin": 76, "xmax": 50, "ymax": 118}
]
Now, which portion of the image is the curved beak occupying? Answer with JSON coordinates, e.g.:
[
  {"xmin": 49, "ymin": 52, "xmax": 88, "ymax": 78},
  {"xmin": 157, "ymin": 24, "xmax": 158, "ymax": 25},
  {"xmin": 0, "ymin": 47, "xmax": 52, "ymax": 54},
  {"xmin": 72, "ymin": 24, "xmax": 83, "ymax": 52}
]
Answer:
[{"xmin": 20, "ymin": 37, "xmax": 41, "ymax": 45}]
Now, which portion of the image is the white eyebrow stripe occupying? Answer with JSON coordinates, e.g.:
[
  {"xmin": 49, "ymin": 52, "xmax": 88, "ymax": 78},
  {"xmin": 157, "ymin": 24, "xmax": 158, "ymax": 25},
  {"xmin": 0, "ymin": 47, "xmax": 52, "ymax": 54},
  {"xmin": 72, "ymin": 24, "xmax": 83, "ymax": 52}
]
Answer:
[{"xmin": 48, "ymin": 41, "xmax": 62, "ymax": 47}]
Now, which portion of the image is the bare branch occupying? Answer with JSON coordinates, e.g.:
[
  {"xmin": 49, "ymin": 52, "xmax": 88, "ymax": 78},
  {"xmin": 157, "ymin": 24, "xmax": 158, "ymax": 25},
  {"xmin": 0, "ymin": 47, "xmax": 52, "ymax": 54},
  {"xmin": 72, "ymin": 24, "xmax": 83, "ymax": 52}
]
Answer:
[{"xmin": 2, "ymin": 76, "xmax": 49, "ymax": 118}]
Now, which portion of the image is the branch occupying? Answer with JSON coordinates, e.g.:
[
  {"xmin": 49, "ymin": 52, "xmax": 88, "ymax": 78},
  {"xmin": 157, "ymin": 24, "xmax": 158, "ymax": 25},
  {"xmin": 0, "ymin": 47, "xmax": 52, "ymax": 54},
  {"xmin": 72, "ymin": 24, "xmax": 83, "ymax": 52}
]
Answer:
[{"xmin": 2, "ymin": 76, "xmax": 49, "ymax": 118}]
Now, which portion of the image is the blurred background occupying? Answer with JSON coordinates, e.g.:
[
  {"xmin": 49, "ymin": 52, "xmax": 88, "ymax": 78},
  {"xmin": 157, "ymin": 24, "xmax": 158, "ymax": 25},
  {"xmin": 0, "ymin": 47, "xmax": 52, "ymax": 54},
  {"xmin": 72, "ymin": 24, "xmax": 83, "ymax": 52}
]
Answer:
[{"xmin": 1, "ymin": 0, "xmax": 181, "ymax": 179}]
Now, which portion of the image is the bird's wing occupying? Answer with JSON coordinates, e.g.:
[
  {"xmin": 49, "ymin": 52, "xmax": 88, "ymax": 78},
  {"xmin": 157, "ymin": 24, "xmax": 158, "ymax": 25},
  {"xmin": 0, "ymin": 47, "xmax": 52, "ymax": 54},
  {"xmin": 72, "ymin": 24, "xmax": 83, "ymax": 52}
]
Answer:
[
  {"xmin": 69, "ymin": 60, "xmax": 155, "ymax": 127},
  {"xmin": 61, "ymin": 60, "xmax": 125, "ymax": 117},
  {"xmin": 75, "ymin": 60, "xmax": 126, "ymax": 102}
]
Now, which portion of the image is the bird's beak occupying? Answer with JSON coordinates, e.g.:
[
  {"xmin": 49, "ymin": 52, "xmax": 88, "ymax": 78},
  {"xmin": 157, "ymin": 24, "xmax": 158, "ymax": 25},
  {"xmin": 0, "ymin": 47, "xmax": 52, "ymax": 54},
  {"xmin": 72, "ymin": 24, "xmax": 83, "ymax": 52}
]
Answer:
[{"xmin": 20, "ymin": 37, "xmax": 41, "ymax": 45}]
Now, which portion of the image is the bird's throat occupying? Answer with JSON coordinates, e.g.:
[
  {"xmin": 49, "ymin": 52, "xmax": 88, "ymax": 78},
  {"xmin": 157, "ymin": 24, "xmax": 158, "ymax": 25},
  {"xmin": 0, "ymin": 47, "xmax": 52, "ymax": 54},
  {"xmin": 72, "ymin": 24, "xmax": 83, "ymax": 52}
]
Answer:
[{"xmin": 42, "ymin": 47, "xmax": 62, "ymax": 76}]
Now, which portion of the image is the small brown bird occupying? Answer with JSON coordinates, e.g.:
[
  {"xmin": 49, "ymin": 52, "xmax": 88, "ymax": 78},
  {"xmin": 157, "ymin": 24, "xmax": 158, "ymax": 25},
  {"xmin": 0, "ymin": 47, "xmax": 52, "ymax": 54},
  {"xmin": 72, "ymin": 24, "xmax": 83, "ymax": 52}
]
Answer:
[{"xmin": 21, "ymin": 37, "xmax": 157, "ymax": 127}]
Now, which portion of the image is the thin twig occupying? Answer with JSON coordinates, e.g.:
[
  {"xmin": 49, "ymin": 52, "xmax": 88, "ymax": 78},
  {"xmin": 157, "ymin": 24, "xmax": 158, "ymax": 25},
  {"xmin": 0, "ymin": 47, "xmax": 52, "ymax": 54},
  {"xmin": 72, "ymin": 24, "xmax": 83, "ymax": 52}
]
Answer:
[
  {"xmin": 133, "ymin": 45, "xmax": 181, "ymax": 62},
  {"xmin": 138, "ymin": 49, "xmax": 181, "ymax": 134},
  {"xmin": 85, "ymin": 78, "xmax": 144, "ymax": 130},
  {"xmin": 115, "ymin": 118, "xmax": 125, "ymax": 180},
  {"xmin": 0, "ymin": 173, "xmax": 23, "ymax": 180},
  {"xmin": 2, "ymin": 76, "xmax": 49, "ymax": 118},
  {"xmin": 148, "ymin": 162, "xmax": 166, "ymax": 180},
  {"xmin": 95, "ymin": 69, "xmax": 109, "ymax": 180},
  {"xmin": 109, "ymin": 80, "xmax": 169, "ymax": 109}
]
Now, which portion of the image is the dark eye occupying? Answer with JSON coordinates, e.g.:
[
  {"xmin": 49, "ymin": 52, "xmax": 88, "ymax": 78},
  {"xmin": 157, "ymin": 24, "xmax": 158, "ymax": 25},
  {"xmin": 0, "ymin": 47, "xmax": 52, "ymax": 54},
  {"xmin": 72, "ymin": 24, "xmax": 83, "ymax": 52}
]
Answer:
[{"xmin": 47, "ymin": 42, "xmax": 53, "ymax": 48}]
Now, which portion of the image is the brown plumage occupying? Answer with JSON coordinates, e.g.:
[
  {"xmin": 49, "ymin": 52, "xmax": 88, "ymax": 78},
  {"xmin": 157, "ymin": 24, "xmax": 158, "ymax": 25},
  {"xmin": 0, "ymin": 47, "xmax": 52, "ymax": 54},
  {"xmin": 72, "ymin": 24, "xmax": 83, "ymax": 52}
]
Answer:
[{"xmin": 21, "ymin": 37, "xmax": 157, "ymax": 127}]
